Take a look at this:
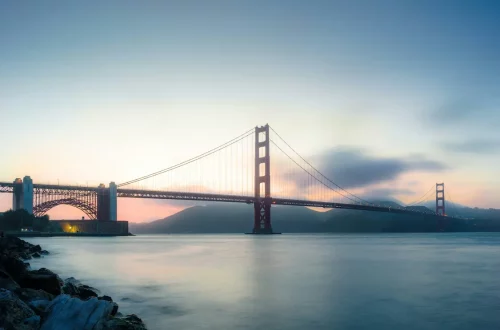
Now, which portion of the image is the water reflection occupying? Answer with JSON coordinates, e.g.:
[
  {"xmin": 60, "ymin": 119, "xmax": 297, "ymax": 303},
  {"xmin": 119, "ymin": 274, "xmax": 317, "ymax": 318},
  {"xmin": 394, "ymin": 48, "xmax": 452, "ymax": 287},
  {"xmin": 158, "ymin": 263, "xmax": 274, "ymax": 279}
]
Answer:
[{"xmin": 25, "ymin": 233, "xmax": 500, "ymax": 330}]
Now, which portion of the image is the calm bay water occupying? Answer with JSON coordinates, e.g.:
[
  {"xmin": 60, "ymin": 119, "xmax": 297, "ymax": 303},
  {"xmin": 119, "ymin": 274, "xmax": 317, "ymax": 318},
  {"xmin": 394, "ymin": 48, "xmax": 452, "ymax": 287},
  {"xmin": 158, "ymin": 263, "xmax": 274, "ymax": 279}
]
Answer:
[{"xmin": 25, "ymin": 233, "xmax": 500, "ymax": 330}]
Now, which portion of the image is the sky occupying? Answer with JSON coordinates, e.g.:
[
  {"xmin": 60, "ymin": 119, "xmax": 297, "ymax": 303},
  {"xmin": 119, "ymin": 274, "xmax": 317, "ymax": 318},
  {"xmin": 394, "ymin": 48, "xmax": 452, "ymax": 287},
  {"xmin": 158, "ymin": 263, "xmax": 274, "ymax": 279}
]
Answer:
[{"xmin": 1, "ymin": 0, "xmax": 499, "ymax": 221}]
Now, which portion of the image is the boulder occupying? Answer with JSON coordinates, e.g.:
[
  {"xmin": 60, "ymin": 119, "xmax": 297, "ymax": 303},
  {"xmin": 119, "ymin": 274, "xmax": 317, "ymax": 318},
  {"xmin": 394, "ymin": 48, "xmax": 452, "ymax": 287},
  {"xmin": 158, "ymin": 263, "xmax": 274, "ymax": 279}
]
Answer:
[
  {"xmin": 41, "ymin": 294, "xmax": 116, "ymax": 330},
  {"xmin": 37, "ymin": 268, "xmax": 63, "ymax": 286},
  {"xmin": 28, "ymin": 299, "xmax": 52, "ymax": 315},
  {"xmin": 30, "ymin": 245, "xmax": 42, "ymax": 253},
  {"xmin": 0, "ymin": 253, "xmax": 29, "ymax": 282},
  {"xmin": 40, "ymin": 250, "xmax": 50, "ymax": 255},
  {"xmin": 98, "ymin": 296, "xmax": 119, "ymax": 316},
  {"xmin": 62, "ymin": 277, "xmax": 100, "ymax": 300},
  {"xmin": 110, "ymin": 302, "xmax": 119, "ymax": 316},
  {"xmin": 62, "ymin": 280, "xmax": 80, "ymax": 296},
  {"xmin": 0, "ymin": 236, "xmax": 29, "ymax": 254},
  {"xmin": 23, "ymin": 315, "xmax": 41, "ymax": 328},
  {"xmin": 32, "ymin": 252, "xmax": 41, "ymax": 258},
  {"xmin": 0, "ymin": 289, "xmax": 39, "ymax": 330},
  {"xmin": 19, "ymin": 270, "xmax": 61, "ymax": 296},
  {"xmin": 14, "ymin": 287, "xmax": 54, "ymax": 304},
  {"xmin": 0, "ymin": 269, "xmax": 20, "ymax": 291},
  {"xmin": 79, "ymin": 284, "xmax": 100, "ymax": 300},
  {"xmin": 19, "ymin": 252, "xmax": 32, "ymax": 260},
  {"xmin": 104, "ymin": 314, "xmax": 147, "ymax": 330},
  {"xmin": 99, "ymin": 295, "xmax": 113, "ymax": 302}
]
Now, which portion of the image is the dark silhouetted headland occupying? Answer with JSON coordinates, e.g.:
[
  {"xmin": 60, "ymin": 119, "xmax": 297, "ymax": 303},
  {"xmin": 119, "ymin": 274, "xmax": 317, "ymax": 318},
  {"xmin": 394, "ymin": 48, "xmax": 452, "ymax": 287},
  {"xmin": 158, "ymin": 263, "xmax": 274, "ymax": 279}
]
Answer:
[{"xmin": 130, "ymin": 202, "xmax": 500, "ymax": 234}]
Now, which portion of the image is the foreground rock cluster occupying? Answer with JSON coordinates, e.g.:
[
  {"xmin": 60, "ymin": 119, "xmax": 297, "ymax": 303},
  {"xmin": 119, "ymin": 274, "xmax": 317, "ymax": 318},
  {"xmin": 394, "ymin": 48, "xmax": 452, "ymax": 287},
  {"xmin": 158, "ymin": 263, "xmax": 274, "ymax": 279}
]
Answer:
[{"xmin": 0, "ymin": 236, "xmax": 147, "ymax": 329}]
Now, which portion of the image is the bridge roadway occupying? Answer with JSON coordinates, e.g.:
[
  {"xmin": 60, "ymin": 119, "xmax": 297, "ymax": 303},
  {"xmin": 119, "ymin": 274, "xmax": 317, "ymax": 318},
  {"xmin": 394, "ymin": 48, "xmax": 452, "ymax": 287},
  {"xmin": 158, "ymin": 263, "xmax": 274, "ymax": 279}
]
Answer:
[
  {"xmin": 118, "ymin": 188, "xmax": 434, "ymax": 216},
  {"xmin": 0, "ymin": 182, "xmax": 436, "ymax": 217}
]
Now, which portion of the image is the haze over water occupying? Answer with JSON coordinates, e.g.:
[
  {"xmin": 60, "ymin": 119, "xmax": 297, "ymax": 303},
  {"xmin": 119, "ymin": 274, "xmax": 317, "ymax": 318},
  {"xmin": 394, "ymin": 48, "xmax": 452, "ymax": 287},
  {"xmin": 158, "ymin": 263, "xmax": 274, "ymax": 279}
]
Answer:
[{"xmin": 26, "ymin": 233, "xmax": 500, "ymax": 330}]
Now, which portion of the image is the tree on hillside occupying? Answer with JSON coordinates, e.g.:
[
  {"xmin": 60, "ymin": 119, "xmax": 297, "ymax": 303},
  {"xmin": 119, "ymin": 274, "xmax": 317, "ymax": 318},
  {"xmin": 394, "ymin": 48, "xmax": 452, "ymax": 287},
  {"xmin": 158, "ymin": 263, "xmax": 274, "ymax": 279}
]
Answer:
[{"xmin": 0, "ymin": 209, "xmax": 51, "ymax": 231}]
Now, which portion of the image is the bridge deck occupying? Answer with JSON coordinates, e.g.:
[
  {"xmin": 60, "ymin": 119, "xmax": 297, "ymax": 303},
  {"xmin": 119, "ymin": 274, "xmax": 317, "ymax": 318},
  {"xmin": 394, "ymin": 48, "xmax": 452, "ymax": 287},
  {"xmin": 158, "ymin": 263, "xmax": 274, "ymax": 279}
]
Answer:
[
  {"xmin": 117, "ymin": 188, "xmax": 436, "ymax": 217},
  {"xmin": 0, "ymin": 182, "xmax": 438, "ymax": 217}
]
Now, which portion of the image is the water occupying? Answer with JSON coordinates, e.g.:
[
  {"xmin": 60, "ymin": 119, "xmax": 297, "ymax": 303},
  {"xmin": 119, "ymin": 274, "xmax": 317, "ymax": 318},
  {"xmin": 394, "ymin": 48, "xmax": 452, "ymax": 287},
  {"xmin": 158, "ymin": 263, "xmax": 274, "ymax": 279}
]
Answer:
[{"xmin": 25, "ymin": 233, "xmax": 500, "ymax": 330}]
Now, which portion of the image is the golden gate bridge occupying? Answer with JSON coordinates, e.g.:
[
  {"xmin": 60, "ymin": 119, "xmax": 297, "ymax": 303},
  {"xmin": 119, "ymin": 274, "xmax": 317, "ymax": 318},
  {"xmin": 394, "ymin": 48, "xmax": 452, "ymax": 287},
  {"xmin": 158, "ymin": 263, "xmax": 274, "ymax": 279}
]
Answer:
[{"xmin": 0, "ymin": 124, "xmax": 448, "ymax": 234}]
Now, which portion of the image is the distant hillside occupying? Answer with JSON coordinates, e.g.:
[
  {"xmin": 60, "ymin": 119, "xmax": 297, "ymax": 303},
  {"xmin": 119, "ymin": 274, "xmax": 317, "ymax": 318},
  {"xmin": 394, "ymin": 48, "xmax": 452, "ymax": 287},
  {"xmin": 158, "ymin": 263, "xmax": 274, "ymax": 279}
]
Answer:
[
  {"xmin": 421, "ymin": 201, "xmax": 500, "ymax": 219},
  {"xmin": 130, "ymin": 201, "xmax": 500, "ymax": 234},
  {"xmin": 130, "ymin": 203, "xmax": 325, "ymax": 234}
]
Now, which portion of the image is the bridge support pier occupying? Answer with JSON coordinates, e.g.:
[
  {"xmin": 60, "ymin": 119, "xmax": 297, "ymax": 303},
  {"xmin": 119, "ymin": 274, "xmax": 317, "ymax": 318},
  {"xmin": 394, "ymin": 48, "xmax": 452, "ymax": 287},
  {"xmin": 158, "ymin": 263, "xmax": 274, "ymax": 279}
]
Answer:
[
  {"xmin": 97, "ymin": 182, "xmax": 118, "ymax": 221},
  {"xmin": 12, "ymin": 176, "xmax": 33, "ymax": 214},
  {"xmin": 253, "ymin": 198, "xmax": 272, "ymax": 234},
  {"xmin": 109, "ymin": 182, "xmax": 117, "ymax": 221}
]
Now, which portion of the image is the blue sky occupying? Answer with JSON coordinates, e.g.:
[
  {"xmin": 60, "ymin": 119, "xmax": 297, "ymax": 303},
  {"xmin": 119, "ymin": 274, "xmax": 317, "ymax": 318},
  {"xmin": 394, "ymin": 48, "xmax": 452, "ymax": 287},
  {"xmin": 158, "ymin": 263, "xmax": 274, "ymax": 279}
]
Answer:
[{"xmin": 1, "ymin": 1, "xmax": 499, "ymax": 220}]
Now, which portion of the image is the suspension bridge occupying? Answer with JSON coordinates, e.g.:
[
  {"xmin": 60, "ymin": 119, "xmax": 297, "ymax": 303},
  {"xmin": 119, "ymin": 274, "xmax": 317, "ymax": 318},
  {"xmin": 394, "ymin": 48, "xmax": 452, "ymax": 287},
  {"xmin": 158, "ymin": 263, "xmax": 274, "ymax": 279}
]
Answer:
[{"xmin": 0, "ymin": 124, "xmax": 448, "ymax": 234}]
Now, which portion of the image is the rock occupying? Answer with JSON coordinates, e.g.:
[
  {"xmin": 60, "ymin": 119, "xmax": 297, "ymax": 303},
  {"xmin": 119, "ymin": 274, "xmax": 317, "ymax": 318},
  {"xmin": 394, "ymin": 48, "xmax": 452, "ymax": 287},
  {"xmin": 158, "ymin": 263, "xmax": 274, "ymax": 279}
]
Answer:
[
  {"xmin": 14, "ymin": 287, "xmax": 54, "ymax": 304},
  {"xmin": 41, "ymin": 294, "xmax": 116, "ymax": 330},
  {"xmin": 19, "ymin": 252, "xmax": 32, "ymax": 260},
  {"xmin": 0, "ymin": 253, "xmax": 29, "ymax": 281},
  {"xmin": 40, "ymin": 250, "xmax": 49, "ymax": 255},
  {"xmin": 32, "ymin": 252, "xmax": 41, "ymax": 258},
  {"xmin": 63, "ymin": 277, "xmax": 81, "ymax": 287},
  {"xmin": 0, "ymin": 269, "xmax": 20, "ymax": 291},
  {"xmin": 0, "ymin": 289, "xmax": 39, "ymax": 330},
  {"xmin": 62, "ymin": 280, "xmax": 79, "ymax": 296},
  {"xmin": 99, "ymin": 295, "xmax": 113, "ymax": 302},
  {"xmin": 0, "ymin": 236, "xmax": 29, "ymax": 254},
  {"xmin": 62, "ymin": 277, "xmax": 100, "ymax": 300},
  {"xmin": 78, "ymin": 284, "xmax": 100, "ymax": 300},
  {"xmin": 18, "ymin": 269, "xmax": 62, "ymax": 296},
  {"xmin": 37, "ymin": 268, "xmax": 63, "ymax": 286},
  {"xmin": 104, "ymin": 314, "xmax": 147, "ymax": 330},
  {"xmin": 110, "ymin": 302, "xmax": 119, "ymax": 316},
  {"xmin": 30, "ymin": 245, "xmax": 42, "ymax": 253},
  {"xmin": 28, "ymin": 299, "xmax": 52, "ymax": 315},
  {"xmin": 23, "ymin": 315, "xmax": 41, "ymax": 328}
]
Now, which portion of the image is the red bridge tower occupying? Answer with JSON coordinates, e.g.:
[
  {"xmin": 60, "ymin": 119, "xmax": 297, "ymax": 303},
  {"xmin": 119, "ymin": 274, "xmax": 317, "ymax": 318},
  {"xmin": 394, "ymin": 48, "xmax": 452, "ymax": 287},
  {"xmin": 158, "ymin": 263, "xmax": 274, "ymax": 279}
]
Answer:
[
  {"xmin": 436, "ymin": 183, "xmax": 445, "ymax": 216},
  {"xmin": 252, "ymin": 124, "xmax": 275, "ymax": 234}
]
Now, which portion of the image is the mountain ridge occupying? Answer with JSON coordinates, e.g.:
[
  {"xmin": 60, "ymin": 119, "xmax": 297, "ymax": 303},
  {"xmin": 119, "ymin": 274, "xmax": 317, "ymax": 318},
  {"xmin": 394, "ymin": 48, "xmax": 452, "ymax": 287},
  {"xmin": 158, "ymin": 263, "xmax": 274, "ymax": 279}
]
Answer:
[{"xmin": 130, "ymin": 201, "xmax": 500, "ymax": 234}]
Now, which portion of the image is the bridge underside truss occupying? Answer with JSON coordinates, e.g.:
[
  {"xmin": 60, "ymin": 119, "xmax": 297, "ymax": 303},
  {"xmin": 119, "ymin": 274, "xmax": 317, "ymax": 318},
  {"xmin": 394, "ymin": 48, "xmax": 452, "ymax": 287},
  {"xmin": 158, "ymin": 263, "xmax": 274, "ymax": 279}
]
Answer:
[
  {"xmin": 33, "ymin": 198, "xmax": 98, "ymax": 220},
  {"xmin": 0, "ymin": 184, "xmax": 13, "ymax": 193},
  {"xmin": 33, "ymin": 187, "xmax": 98, "ymax": 220}
]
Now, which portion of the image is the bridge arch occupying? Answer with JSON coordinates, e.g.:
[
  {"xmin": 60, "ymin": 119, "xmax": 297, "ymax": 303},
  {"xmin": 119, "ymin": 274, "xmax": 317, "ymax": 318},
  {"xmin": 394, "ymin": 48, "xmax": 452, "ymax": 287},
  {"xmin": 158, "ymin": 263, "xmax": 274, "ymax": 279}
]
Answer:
[{"xmin": 33, "ymin": 198, "xmax": 98, "ymax": 220}]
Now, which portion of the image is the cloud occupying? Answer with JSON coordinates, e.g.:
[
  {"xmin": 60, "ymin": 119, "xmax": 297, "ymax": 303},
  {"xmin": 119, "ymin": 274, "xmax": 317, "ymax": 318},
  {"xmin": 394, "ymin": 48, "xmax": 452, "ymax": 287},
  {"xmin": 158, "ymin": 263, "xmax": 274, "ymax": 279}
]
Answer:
[
  {"xmin": 352, "ymin": 187, "xmax": 417, "ymax": 205},
  {"xmin": 310, "ymin": 147, "xmax": 447, "ymax": 189},
  {"xmin": 361, "ymin": 188, "xmax": 415, "ymax": 199},
  {"xmin": 440, "ymin": 140, "xmax": 500, "ymax": 154},
  {"xmin": 423, "ymin": 99, "xmax": 499, "ymax": 130},
  {"xmin": 429, "ymin": 100, "xmax": 480, "ymax": 124}
]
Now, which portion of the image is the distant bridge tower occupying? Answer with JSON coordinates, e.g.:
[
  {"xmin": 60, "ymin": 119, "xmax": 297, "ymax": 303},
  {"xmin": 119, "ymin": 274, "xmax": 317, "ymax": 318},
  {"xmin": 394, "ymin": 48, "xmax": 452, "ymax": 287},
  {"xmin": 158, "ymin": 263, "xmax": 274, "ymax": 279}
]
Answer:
[
  {"xmin": 12, "ymin": 176, "xmax": 33, "ymax": 214},
  {"xmin": 436, "ymin": 183, "xmax": 445, "ymax": 216},
  {"xmin": 253, "ymin": 124, "xmax": 273, "ymax": 234}
]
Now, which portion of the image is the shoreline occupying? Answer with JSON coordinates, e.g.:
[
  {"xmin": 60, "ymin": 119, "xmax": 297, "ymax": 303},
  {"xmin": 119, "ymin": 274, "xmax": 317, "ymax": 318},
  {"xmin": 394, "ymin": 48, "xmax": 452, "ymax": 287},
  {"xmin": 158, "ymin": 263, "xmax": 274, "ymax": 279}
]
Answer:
[
  {"xmin": 0, "ymin": 235, "xmax": 147, "ymax": 329},
  {"xmin": 8, "ymin": 232, "xmax": 135, "ymax": 238}
]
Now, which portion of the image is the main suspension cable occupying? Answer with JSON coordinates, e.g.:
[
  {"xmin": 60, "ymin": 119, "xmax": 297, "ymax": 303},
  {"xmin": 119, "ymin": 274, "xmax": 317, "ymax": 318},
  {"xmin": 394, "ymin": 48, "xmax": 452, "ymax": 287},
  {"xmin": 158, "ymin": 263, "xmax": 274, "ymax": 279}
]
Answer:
[
  {"xmin": 269, "ymin": 126, "xmax": 373, "ymax": 205},
  {"xmin": 118, "ymin": 128, "xmax": 255, "ymax": 187}
]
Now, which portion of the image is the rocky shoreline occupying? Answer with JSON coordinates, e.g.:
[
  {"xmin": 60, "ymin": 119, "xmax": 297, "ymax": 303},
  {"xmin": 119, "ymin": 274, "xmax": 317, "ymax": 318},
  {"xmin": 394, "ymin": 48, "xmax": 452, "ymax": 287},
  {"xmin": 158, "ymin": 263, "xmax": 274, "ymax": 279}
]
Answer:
[{"xmin": 0, "ymin": 235, "xmax": 147, "ymax": 329}]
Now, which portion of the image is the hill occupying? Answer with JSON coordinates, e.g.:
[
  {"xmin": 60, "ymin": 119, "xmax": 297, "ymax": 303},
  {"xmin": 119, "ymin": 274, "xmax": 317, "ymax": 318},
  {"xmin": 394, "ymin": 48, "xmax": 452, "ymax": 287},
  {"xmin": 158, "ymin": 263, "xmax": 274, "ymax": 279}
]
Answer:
[
  {"xmin": 130, "ymin": 201, "xmax": 500, "ymax": 234},
  {"xmin": 130, "ymin": 203, "xmax": 325, "ymax": 234}
]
